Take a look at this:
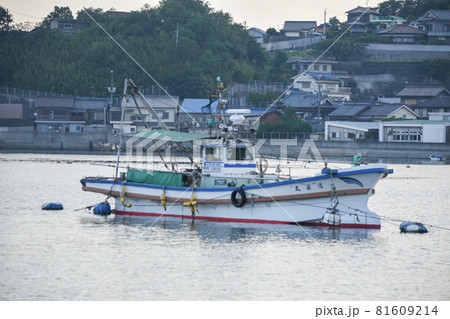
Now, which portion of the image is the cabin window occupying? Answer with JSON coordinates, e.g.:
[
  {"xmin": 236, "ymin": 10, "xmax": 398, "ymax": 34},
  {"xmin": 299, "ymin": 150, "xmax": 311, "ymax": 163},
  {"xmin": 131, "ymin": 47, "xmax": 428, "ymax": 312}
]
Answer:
[
  {"xmin": 205, "ymin": 147, "xmax": 221, "ymax": 161},
  {"xmin": 228, "ymin": 147, "xmax": 252, "ymax": 161}
]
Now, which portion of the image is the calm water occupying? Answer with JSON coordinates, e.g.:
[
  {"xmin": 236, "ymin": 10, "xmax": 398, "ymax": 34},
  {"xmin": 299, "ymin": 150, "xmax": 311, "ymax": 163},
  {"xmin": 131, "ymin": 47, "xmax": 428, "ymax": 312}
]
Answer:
[{"xmin": 0, "ymin": 153, "xmax": 449, "ymax": 301}]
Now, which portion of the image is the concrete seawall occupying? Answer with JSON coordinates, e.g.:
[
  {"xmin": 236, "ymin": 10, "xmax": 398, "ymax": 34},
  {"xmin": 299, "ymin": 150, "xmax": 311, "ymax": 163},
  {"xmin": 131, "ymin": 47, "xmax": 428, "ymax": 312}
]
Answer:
[
  {"xmin": 1, "ymin": 131, "xmax": 449, "ymax": 162},
  {"xmin": 0, "ymin": 131, "xmax": 117, "ymax": 151}
]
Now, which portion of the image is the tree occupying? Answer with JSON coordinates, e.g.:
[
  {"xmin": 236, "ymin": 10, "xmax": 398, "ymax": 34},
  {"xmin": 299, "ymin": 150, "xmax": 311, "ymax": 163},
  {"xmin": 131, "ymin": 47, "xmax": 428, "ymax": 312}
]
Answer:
[
  {"xmin": 41, "ymin": 6, "xmax": 73, "ymax": 28},
  {"xmin": 0, "ymin": 6, "xmax": 13, "ymax": 32}
]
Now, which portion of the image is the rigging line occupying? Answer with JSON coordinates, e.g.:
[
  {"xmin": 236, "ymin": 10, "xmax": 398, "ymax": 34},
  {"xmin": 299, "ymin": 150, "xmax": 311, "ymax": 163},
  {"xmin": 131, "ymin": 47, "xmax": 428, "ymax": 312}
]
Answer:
[
  {"xmin": 70, "ymin": 0, "xmax": 200, "ymax": 127},
  {"xmin": 249, "ymin": 176, "xmax": 375, "ymax": 301},
  {"xmin": 253, "ymin": 6, "xmax": 374, "ymax": 125},
  {"xmin": 76, "ymin": 177, "xmax": 200, "ymax": 301}
]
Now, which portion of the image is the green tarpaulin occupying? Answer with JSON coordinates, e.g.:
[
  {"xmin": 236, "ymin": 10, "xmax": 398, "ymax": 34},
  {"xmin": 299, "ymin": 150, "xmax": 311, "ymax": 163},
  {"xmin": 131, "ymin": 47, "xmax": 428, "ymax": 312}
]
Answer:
[{"xmin": 126, "ymin": 169, "xmax": 183, "ymax": 187}]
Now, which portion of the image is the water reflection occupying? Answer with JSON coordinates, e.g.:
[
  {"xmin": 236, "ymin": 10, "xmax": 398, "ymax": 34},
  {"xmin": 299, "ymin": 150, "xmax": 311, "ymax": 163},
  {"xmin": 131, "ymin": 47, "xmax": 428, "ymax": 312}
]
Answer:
[{"xmin": 111, "ymin": 215, "xmax": 376, "ymax": 242}]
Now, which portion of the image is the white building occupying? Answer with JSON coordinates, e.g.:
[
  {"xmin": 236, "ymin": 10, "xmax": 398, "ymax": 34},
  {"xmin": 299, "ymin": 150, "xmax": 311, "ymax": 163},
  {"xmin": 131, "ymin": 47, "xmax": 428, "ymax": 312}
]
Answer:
[{"xmin": 380, "ymin": 120, "xmax": 450, "ymax": 143}]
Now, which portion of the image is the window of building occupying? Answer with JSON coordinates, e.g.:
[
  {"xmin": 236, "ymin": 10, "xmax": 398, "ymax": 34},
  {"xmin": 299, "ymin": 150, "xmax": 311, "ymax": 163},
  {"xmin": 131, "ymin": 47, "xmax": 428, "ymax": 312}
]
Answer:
[
  {"xmin": 322, "ymin": 65, "xmax": 328, "ymax": 72},
  {"xmin": 314, "ymin": 65, "xmax": 320, "ymax": 71},
  {"xmin": 347, "ymin": 132, "xmax": 355, "ymax": 139},
  {"xmin": 49, "ymin": 110, "xmax": 54, "ymax": 119},
  {"xmin": 64, "ymin": 24, "xmax": 72, "ymax": 29},
  {"xmin": 302, "ymin": 82, "xmax": 310, "ymax": 89}
]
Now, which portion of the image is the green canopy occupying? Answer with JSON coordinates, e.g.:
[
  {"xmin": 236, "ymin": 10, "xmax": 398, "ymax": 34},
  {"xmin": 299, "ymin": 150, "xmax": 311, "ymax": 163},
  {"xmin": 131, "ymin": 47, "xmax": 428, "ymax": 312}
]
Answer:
[{"xmin": 124, "ymin": 129, "xmax": 208, "ymax": 142}]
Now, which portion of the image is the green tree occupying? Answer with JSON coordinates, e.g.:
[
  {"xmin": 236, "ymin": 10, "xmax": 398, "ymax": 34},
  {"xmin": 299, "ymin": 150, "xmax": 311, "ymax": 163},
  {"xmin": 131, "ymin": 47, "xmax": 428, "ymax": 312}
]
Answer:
[
  {"xmin": 0, "ymin": 6, "xmax": 12, "ymax": 32},
  {"xmin": 41, "ymin": 6, "xmax": 74, "ymax": 28}
]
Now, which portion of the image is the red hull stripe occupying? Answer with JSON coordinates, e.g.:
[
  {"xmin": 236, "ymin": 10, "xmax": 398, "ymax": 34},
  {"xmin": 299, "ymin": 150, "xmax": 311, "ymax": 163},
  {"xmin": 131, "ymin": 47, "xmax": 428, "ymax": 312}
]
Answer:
[{"xmin": 113, "ymin": 210, "xmax": 381, "ymax": 229}]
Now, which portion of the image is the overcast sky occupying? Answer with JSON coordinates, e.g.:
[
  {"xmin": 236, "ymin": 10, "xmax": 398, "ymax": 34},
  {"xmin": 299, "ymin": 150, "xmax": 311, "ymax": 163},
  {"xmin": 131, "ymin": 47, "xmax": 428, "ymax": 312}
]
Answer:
[{"xmin": 3, "ymin": 0, "xmax": 382, "ymax": 31}]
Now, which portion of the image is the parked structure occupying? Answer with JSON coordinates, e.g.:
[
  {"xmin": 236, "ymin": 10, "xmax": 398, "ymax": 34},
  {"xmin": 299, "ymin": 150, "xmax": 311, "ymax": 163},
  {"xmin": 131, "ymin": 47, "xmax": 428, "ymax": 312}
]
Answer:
[
  {"xmin": 35, "ymin": 97, "xmax": 109, "ymax": 133},
  {"xmin": 410, "ymin": 95, "xmax": 450, "ymax": 118},
  {"xmin": 328, "ymin": 103, "xmax": 418, "ymax": 122},
  {"xmin": 411, "ymin": 10, "xmax": 450, "ymax": 45},
  {"xmin": 49, "ymin": 18, "xmax": 87, "ymax": 34},
  {"xmin": 380, "ymin": 120, "xmax": 450, "ymax": 143},
  {"xmin": 247, "ymin": 27, "xmax": 266, "ymax": 44},
  {"xmin": 396, "ymin": 86, "xmax": 450, "ymax": 106},
  {"xmin": 325, "ymin": 121, "xmax": 380, "ymax": 141},
  {"xmin": 375, "ymin": 24, "xmax": 426, "ymax": 44},
  {"xmin": 282, "ymin": 21, "xmax": 317, "ymax": 37},
  {"xmin": 110, "ymin": 95, "xmax": 179, "ymax": 133},
  {"xmin": 291, "ymin": 71, "xmax": 351, "ymax": 101}
]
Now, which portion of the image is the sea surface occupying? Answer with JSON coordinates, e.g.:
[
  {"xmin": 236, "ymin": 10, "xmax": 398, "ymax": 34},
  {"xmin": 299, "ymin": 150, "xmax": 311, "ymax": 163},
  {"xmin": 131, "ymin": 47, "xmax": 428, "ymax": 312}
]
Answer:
[{"xmin": 0, "ymin": 153, "xmax": 449, "ymax": 301}]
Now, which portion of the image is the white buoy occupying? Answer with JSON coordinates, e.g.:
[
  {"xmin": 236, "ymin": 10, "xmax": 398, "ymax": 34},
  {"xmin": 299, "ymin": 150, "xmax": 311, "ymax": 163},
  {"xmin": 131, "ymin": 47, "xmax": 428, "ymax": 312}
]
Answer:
[{"xmin": 322, "ymin": 211, "xmax": 341, "ymax": 226}]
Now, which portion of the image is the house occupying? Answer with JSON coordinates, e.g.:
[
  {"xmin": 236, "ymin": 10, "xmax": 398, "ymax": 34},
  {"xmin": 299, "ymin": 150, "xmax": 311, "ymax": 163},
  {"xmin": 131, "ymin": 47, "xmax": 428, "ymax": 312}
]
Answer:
[
  {"xmin": 247, "ymin": 27, "xmax": 266, "ymax": 44},
  {"xmin": 325, "ymin": 121, "xmax": 380, "ymax": 141},
  {"xmin": 370, "ymin": 15, "xmax": 406, "ymax": 29},
  {"xmin": 282, "ymin": 21, "xmax": 317, "ymax": 37},
  {"xmin": 110, "ymin": 95, "xmax": 179, "ymax": 133},
  {"xmin": 0, "ymin": 104, "xmax": 34, "ymax": 132},
  {"xmin": 35, "ymin": 97, "xmax": 76, "ymax": 132},
  {"xmin": 35, "ymin": 96, "xmax": 109, "ymax": 132},
  {"xmin": 345, "ymin": 6, "xmax": 380, "ymax": 33},
  {"xmin": 287, "ymin": 57, "xmax": 336, "ymax": 73},
  {"xmin": 291, "ymin": 72, "xmax": 351, "ymax": 101},
  {"xmin": 327, "ymin": 103, "xmax": 371, "ymax": 121},
  {"xmin": 375, "ymin": 24, "xmax": 426, "ymax": 44},
  {"xmin": 411, "ymin": 95, "xmax": 450, "ymax": 118},
  {"xmin": 411, "ymin": 10, "xmax": 450, "ymax": 44},
  {"xmin": 316, "ymin": 23, "xmax": 331, "ymax": 35},
  {"xmin": 380, "ymin": 120, "xmax": 450, "ymax": 143},
  {"xmin": 281, "ymin": 89, "xmax": 336, "ymax": 120},
  {"xmin": 328, "ymin": 103, "xmax": 419, "ymax": 122},
  {"xmin": 396, "ymin": 86, "xmax": 450, "ymax": 106},
  {"xmin": 72, "ymin": 97, "xmax": 109, "ymax": 131},
  {"xmin": 49, "ymin": 18, "xmax": 87, "ymax": 33},
  {"xmin": 259, "ymin": 109, "xmax": 282, "ymax": 125}
]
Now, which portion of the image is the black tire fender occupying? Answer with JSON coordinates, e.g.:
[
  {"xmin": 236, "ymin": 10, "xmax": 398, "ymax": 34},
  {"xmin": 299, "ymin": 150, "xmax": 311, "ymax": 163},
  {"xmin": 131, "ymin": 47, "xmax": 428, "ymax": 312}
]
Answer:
[{"xmin": 231, "ymin": 187, "xmax": 247, "ymax": 208}]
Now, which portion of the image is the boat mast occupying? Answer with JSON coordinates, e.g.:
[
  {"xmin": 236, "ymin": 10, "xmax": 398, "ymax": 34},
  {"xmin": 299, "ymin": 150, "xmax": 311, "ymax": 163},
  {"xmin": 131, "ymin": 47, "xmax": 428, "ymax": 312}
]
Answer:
[{"xmin": 114, "ymin": 79, "xmax": 129, "ymax": 178}]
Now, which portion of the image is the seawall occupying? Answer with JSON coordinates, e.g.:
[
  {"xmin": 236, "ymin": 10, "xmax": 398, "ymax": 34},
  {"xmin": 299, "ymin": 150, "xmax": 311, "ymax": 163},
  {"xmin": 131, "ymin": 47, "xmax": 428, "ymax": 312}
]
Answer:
[{"xmin": 1, "ymin": 131, "xmax": 449, "ymax": 162}]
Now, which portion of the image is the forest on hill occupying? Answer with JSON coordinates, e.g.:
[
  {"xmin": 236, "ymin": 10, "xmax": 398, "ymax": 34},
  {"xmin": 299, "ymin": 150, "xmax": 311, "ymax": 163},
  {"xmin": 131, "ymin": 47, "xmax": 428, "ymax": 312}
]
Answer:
[
  {"xmin": 0, "ymin": 0, "xmax": 268, "ymax": 98},
  {"xmin": 0, "ymin": 0, "xmax": 449, "ymax": 99}
]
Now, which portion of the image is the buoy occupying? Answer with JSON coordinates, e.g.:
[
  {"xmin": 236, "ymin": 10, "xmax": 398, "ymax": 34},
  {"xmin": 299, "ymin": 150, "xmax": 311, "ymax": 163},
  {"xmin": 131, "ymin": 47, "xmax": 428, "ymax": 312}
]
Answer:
[
  {"xmin": 93, "ymin": 202, "xmax": 111, "ymax": 216},
  {"xmin": 42, "ymin": 202, "xmax": 63, "ymax": 210},
  {"xmin": 322, "ymin": 211, "xmax": 341, "ymax": 226},
  {"xmin": 400, "ymin": 222, "xmax": 427, "ymax": 233}
]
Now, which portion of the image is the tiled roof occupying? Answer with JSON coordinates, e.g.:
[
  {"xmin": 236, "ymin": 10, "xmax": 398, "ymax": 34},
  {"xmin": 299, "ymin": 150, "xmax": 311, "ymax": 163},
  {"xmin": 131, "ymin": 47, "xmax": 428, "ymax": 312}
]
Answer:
[
  {"xmin": 305, "ymin": 72, "xmax": 341, "ymax": 81},
  {"xmin": 412, "ymin": 96, "xmax": 450, "ymax": 107},
  {"xmin": 417, "ymin": 10, "xmax": 450, "ymax": 22},
  {"xmin": 396, "ymin": 87, "xmax": 450, "ymax": 97},
  {"xmin": 328, "ymin": 104, "xmax": 369, "ymax": 117},
  {"xmin": 35, "ymin": 97, "xmax": 74, "ymax": 108},
  {"xmin": 359, "ymin": 104, "xmax": 403, "ymax": 116},
  {"xmin": 376, "ymin": 24, "xmax": 426, "ymax": 35},
  {"xmin": 346, "ymin": 6, "xmax": 379, "ymax": 15}
]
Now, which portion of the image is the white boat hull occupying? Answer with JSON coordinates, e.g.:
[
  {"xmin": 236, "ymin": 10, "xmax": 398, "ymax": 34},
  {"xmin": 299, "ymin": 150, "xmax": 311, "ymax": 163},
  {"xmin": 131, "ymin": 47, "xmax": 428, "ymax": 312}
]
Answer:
[{"xmin": 81, "ymin": 164, "xmax": 392, "ymax": 229}]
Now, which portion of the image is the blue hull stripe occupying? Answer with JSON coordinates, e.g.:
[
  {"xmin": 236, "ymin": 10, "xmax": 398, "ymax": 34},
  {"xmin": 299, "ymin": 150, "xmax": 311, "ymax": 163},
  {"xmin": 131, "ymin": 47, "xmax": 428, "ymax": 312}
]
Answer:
[{"xmin": 82, "ymin": 167, "xmax": 392, "ymax": 192}]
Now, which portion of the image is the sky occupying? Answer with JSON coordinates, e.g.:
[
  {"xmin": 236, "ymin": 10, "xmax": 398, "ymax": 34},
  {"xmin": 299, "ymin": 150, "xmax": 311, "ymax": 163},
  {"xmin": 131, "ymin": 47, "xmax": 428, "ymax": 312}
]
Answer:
[{"xmin": 3, "ymin": 0, "xmax": 383, "ymax": 31}]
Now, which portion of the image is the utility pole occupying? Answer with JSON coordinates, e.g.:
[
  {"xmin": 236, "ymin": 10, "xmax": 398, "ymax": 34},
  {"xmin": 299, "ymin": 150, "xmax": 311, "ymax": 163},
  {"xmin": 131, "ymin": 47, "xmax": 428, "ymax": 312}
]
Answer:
[{"xmin": 324, "ymin": 9, "xmax": 327, "ymax": 35}]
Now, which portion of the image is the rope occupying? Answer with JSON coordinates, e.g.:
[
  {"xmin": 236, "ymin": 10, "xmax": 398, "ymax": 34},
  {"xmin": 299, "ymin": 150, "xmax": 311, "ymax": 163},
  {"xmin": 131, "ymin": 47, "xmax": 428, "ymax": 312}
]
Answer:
[
  {"xmin": 70, "ymin": 0, "xmax": 200, "ymax": 127},
  {"xmin": 76, "ymin": 176, "xmax": 200, "ymax": 300}
]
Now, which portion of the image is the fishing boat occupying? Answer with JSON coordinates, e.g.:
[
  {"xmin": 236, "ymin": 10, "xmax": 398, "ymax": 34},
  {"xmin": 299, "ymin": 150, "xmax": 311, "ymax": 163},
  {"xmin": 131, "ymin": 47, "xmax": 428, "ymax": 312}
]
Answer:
[
  {"xmin": 429, "ymin": 154, "xmax": 446, "ymax": 161},
  {"xmin": 81, "ymin": 79, "xmax": 393, "ymax": 229}
]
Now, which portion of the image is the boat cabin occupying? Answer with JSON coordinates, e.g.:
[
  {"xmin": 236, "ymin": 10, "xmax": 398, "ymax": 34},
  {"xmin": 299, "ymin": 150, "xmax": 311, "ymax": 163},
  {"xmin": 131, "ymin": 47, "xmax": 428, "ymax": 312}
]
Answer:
[{"xmin": 200, "ymin": 141, "xmax": 258, "ymax": 187}]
